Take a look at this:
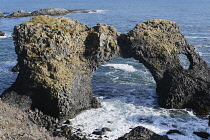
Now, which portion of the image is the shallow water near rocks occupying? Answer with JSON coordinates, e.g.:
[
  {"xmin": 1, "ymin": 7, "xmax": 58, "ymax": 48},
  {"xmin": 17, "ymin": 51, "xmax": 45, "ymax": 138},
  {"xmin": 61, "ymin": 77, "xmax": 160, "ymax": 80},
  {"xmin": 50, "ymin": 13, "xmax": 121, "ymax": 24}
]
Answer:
[{"xmin": 1, "ymin": 0, "xmax": 210, "ymax": 139}]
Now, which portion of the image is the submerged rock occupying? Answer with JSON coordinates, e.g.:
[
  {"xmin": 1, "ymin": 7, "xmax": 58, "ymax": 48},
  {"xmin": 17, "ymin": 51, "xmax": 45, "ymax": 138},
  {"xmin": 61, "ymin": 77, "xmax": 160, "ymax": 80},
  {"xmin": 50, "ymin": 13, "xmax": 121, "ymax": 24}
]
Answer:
[
  {"xmin": 117, "ymin": 126, "xmax": 170, "ymax": 140},
  {"xmin": 5, "ymin": 10, "xmax": 31, "ymax": 18}
]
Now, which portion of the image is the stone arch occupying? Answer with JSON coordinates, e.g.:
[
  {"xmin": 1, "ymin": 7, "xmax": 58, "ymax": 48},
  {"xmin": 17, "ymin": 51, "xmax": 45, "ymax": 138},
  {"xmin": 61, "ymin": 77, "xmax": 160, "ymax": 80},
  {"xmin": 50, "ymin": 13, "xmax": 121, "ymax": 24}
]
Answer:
[{"xmin": 2, "ymin": 16, "xmax": 210, "ymax": 120}]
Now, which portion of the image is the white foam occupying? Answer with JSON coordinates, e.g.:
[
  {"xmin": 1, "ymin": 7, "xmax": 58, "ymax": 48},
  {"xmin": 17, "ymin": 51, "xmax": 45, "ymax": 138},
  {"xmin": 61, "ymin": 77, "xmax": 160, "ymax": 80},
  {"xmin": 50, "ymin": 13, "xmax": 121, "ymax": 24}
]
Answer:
[
  {"xmin": 198, "ymin": 52, "xmax": 210, "ymax": 56},
  {"xmin": 0, "ymin": 33, "xmax": 12, "ymax": 39},
  {"xmin": 102, "ymin": 64, "xmax": 138, "ymax": 72},
  {"xmin": 186, "ymin": 36, "xmax": 210, "ymax": 39},
  {"xmin": 95, "ymin": 10, "xmax": 108, "ymax": 13},
  {"xmin": 0, "ymin": 61, "xmax": 17, "ymax": 73},
  {"xmin": 70, "ymin": 99, "xmax": 210, "ymax": 140}
]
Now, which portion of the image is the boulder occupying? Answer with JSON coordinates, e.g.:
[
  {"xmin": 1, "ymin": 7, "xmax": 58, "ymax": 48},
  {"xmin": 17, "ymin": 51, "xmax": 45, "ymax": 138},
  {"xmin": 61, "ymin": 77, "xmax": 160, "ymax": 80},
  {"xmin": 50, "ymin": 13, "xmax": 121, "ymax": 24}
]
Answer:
[
  {"xmin": 5, "ymin": 10, "xmax": 31, "ymax": 18},
  {"xmin": 193, "ymin": 132, "xmax": 210, "ymax": 139},
  {"xmin": 119, "ymin": 19, "xmax": 210, "ymax": 116},
  {"xmin": 166, "ymin": 130, "xmax": 183, "ymax": 135},
  {"xmin": 31, "ymin": 8, "xmax": 70, "ymax": 16},
  {"xmin": 117, "ymin": 126, "xmax": 170, "ymax": 140},
  {"xmin": 0, "ymin": 31, "xmax": 5, "ymax": 36},
  {"xmin": 1, "ymin": 15, "xmax": 120, "ymax": 120}
]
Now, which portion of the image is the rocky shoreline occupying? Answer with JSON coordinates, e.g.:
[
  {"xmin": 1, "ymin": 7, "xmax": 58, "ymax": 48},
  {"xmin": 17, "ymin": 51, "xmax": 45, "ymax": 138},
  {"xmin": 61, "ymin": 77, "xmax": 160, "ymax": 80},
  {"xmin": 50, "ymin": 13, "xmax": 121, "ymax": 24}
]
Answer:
[
  {"xmin": 1, "ymin": 15, "xmax": 210, "ymax": 139},
  {"xmin": 0, "ymin": 8, "xmax": 98, "ymax": 18}
]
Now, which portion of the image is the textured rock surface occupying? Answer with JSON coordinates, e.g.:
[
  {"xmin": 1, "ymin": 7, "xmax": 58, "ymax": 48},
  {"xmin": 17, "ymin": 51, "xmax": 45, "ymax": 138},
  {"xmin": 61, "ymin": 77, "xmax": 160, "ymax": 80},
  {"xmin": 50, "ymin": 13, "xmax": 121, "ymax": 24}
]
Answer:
[
  {"xmin": 2, "ymin": 16, "xmax": 210, "ymax": 120},
  {"xmin": 5, "ymin": 10, "xmax": 31, "ymax": 18},
  {"xmin": 0, "ymin": 100, "xmax": 65, "ymax": 140},
  {"xmin": 117, "ymin": 126, "xmax": 170, "ymax": 140},
  {"xmin": 1, "ymin": 15, "xmax": 120, "ymax": 120},
  {"xmin": 120, "ymin": 19, "xmax": 210, "ymax": 116}
]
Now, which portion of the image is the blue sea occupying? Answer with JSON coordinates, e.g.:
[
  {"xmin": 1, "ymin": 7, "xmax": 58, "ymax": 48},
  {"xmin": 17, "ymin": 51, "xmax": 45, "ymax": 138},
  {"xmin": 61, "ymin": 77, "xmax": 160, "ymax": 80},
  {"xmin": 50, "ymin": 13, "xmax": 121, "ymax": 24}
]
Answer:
[{"xmin": 0, "ymin": 0, "xmax": 210, "ymax": 139}]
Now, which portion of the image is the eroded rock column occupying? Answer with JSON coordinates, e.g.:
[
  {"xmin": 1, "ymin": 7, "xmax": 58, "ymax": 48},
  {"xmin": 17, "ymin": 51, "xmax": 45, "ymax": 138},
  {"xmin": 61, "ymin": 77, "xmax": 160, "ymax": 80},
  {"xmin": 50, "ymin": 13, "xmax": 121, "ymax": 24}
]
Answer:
[{"xmin": 1, "ymin": 15, "xmax": 120, "ymax": 119}]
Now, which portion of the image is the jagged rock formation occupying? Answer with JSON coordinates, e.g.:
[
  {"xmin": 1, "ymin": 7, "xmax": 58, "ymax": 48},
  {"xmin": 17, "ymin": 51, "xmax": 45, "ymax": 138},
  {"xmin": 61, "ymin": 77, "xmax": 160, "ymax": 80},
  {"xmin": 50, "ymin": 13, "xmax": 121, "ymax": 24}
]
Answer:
[
  {"xmin": 1, "ymin": 15, "xmax": 119, "ymax": 120},
  {"xmin": 5, "ymin": 10, "xmax": 31, "ymax": 18},
  {"xmin": 119, "ymin": 19, "xmax": 210, "ymax": 116},
  {"xmin": 117, "ymin": 126, "xmax": 170, "ymax": 140},
  {"xmin": 5, "ymin": 8, "xmax": 98, "ymax": 18},
  {"xmin": 2, "ymin": 16, "xmax": 210, "ymax": 121}
]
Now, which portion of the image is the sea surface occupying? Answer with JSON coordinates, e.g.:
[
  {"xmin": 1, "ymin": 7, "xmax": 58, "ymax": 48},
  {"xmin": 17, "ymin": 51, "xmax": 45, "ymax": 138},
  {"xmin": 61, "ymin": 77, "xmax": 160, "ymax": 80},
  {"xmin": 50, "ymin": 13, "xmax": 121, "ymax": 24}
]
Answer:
[{"xmin": 0, "ymin": 0, "xmax": 210, "ymax": 139}]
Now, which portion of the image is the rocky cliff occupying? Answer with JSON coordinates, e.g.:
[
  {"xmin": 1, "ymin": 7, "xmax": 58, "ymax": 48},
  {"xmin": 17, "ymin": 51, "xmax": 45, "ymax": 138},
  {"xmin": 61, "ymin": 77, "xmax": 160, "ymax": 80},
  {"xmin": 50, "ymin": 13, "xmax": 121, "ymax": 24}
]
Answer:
[{"xmin": 2, "ymin": 15, "xmax": 210, "ymax": 121}]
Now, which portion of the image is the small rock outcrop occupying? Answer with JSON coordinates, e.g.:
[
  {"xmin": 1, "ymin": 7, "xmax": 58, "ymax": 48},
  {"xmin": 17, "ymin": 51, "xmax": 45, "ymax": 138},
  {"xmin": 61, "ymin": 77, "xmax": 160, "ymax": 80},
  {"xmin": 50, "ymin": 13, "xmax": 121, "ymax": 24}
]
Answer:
[
  {"xmin": 1, "ymin": 15, "xmax": 120, "ymax": 120},
  {"xmin": 31, "ymin": 8, "xmax": 69, "ymax": 16},
  {"xmin": 5, "ymin": 10, "xmax": 31, "ymax": 18},
  {"xmin": 5, "ymin": 8, "xmax": 98, "ymax": 18},
  {"xmin": 166, "ymin": 130, "xmax": 184, "ymax": 135},
  {"xmin": 0, "ymin": 31, "xmax": 5, "ymax": 36},
  {"xmin": 117, "ymin": 126, "xmax": 170, "ymax": 140},
  {"xmin": 0, "ymin": 11, "xmax": 4, "ymax": 17},
  {"xmin": 193, "ymin": 132, "xmax": 210, "ymax": 139}
]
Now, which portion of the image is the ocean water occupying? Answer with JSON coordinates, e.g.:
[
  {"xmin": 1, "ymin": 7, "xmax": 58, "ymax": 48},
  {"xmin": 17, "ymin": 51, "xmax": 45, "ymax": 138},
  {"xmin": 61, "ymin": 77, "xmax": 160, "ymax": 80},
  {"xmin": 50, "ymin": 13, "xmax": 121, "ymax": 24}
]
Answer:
[{"xmin": 1, "ymin": 0, "xmax": 210, "ymax": 139}]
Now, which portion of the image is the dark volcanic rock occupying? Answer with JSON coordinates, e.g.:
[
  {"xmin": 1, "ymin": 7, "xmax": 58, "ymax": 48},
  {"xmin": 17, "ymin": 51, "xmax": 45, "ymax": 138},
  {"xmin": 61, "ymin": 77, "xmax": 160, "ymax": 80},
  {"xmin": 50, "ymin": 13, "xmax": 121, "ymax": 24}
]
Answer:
[
  {"xmin": 117, "ymin": 126, "xmax": 170, "ymax": 140},
  {"xmin": 5, "ymin": 10, "xmax": 31, "ymax": 18},
  {"xmin": 31, "ymin": 8, "xmax": 69, "ymax": 16},
  {"xmin": 166, "ymin": 130, "xmax": 183, "ymax": 135},
  {"xmin": 1, "ymin": 15, "xmax": 120, "ymax": 120},
  {"xmin": 193, "ymin": 132, "xmax": 210, "ymax": 139},
  {"xmin": 0, "ymin": 31, "xmax": 5, "ymax": 36},
  {"xmin": 120, "ymin": 19, "xmax": 210, "ymax": 116},
  {"xmin": 101, "ymin": 127, "xmax": 111, "ymax": 132}
]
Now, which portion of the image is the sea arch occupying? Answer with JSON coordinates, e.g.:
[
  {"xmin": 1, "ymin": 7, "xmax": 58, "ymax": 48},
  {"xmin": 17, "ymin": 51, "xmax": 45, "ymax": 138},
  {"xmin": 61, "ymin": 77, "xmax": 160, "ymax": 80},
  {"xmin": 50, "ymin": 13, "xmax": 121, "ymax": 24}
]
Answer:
[{"xmin": 2, "ymin": 16, "xmax": 210, "ymax": 120}]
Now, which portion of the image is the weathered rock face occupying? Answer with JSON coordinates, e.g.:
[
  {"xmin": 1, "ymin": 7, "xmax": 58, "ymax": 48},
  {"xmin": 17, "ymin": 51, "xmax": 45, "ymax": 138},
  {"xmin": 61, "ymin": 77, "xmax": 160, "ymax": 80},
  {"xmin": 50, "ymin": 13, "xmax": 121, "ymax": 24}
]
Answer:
[
  {"xmin": 119, "ymin": 19, "xmax": 210, "ymax": 116},
  {"xmin": 5, "ymin": 10, "xmax": 31, "ymax": 18},
  {"xmin": 117, "ymin": 126, "xmax": 170, "ymax": 140},
  {"xmin": 2, "ymin": 16, "xmax": 210, "ymax": 119},
  {"xmin": 1, "ymin": 15, "xmax": 120, "ymax": 119}
]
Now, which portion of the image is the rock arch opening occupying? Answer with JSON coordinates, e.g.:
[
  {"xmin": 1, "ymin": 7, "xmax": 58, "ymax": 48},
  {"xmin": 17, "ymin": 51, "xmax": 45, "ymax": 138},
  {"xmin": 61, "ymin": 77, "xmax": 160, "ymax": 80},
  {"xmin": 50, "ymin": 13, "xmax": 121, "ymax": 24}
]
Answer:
[
  {"xmin": 92, "ymin": 57, "xmax": 157, "ymax": 107},
  {"xmin": 179, "ymin": 54, "xmax": 191, "ymax": 69}
]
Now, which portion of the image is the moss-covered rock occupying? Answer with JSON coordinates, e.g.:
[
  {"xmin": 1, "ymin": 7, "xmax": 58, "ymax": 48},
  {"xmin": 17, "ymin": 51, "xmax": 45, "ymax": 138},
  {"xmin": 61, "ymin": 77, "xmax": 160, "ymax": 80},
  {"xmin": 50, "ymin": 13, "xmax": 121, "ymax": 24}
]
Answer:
[
  {"xmin": 120, "ymin": 19, "xmax": 210, "ymax": 115},
  {"xmin": 2, "ymin": 16, "xmax": 210, "ymax": 120},
  {"xmin": 1, "ymin": 15, "xmax": 120, "ymax": 120}
]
